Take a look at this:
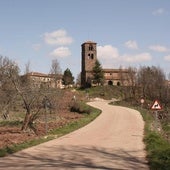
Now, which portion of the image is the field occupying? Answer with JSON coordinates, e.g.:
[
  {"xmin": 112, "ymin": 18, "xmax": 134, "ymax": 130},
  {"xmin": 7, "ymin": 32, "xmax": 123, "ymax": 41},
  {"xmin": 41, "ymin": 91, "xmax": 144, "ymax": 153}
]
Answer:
[{"xmin": 0, "ymin": 89, "xmax": 84, "ymax": 150}]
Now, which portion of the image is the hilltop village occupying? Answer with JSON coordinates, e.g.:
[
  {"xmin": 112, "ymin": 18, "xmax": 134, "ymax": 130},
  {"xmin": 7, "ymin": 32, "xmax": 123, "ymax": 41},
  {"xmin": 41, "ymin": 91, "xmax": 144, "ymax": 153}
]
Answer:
[{"xmin": 24, "ymin": 41, "xmax": 130, "ymax": 89}]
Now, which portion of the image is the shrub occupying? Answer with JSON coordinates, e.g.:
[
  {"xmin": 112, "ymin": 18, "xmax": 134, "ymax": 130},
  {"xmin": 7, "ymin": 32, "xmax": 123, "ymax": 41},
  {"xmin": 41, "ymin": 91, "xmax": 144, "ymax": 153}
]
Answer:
[
  {"xmin": 148, "ymin": 147, "xmax": 170, "ymax": 170},
  {"xmin": 70, "ymin": 102, "xmax": 91, "ymax": 114},
  {"xmin": 145, "ymin": 132, "xmax": 166, "ymax": 150}
]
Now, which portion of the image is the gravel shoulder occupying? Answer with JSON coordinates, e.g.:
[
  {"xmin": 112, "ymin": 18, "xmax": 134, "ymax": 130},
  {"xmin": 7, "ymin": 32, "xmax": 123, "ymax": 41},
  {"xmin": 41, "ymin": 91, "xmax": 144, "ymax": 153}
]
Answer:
[{"xmin": 0, "ymin": 100, "xmax": 149, "ymax": 170}]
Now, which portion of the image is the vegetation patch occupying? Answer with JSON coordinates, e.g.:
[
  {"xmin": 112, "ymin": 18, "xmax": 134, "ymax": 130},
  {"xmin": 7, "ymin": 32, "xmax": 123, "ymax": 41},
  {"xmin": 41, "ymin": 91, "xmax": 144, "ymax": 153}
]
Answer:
[
  {"xmin": 50, "ymin": 105, "xmax": 101, "ymax": 136},
  {"xmin": 145, "ymin": 131, "xmax": 170, "ymax": 170},
  {"xmin": 70, "ymin": 101, "xmax": 92, "ymax": 114},
  {"xmin": 82, "ymin": 85, "xmax": 122, "ymax": 100}
]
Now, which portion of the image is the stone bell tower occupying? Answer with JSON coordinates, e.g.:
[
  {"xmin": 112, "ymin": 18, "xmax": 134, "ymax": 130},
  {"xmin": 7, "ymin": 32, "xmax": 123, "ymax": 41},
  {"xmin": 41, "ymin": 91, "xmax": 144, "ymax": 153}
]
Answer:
[{"xmin": 81, "ymin": 41, "xmax": 97, "ymax": 87}]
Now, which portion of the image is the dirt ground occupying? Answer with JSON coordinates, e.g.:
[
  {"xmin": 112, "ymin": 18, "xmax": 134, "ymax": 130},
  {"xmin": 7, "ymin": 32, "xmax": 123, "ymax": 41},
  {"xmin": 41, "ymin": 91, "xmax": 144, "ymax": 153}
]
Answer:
[{"xmin": 0, "ymin": 112, "xmax": 83, "ymax": 149}]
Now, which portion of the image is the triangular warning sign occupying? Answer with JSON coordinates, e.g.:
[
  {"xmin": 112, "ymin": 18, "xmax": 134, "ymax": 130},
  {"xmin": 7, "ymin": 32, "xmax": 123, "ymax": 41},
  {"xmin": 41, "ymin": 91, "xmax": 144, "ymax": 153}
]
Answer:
[{"xmin": 151, "ymin": 100, "xmax": 162, "ymax": 110}]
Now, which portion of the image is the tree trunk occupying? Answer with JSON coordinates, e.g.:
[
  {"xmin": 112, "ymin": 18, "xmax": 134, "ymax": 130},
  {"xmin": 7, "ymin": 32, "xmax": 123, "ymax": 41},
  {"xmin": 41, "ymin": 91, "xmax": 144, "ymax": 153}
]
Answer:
[
  {"xmin": 21, "ymin": 110, "xmax": 39, "ymax": 135},
  {"xmin": 21, "ymin": 112, "xmax": 31, "ymax": 131}
]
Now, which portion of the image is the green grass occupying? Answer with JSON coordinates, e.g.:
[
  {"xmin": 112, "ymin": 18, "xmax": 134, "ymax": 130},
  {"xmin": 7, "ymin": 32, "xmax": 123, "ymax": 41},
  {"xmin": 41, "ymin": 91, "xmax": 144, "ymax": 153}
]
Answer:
[
  {"xmin": 137, "ymin": 108, "xmax": 170, "ymax": 170},
  {"xmin": 81, "ymin": 85, "xmax": 122, "ymax": 100},
  {"xmin": 145, "ymin": 131, "xmax": 170, "ymax": 170},
  {"xmin": 0, "ymin": 104, "xmax": 101, "ymax": 157},
  {"xmin": 161, "ymin": 118, "xmax": 170, "ymax": 140}
]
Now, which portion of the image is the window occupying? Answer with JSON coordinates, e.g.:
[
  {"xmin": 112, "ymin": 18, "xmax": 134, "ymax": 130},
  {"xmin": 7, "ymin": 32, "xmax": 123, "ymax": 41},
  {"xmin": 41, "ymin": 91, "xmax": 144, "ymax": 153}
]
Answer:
[
  {"xmin": 89, "ymin": 45, "xmax": 93, "ymax": 51},
  {"xmin": 87, "ymin": 53, "xmax": 94, "ymax": 59}
]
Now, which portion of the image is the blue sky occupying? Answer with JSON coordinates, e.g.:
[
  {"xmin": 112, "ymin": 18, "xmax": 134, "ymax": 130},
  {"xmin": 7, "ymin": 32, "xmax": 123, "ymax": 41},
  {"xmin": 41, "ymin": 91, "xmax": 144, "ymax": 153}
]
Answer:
[{"xmin": 0, "ymin": 0, "xmax": 170, "ymax": 79}]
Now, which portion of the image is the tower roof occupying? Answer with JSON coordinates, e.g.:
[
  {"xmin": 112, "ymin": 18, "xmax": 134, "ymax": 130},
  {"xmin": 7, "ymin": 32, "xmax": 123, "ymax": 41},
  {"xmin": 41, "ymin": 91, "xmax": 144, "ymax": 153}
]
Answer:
[{"xmin": 81, "ymin": 41, "xmax": 97, "ymax": 46}]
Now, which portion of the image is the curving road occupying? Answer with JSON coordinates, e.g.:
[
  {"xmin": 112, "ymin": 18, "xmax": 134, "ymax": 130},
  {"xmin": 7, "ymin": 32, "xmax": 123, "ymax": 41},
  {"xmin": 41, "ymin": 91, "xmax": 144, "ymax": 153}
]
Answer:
[{"xmin": 0, "ymin": 100, "xmax": 149, "ymax": 170}]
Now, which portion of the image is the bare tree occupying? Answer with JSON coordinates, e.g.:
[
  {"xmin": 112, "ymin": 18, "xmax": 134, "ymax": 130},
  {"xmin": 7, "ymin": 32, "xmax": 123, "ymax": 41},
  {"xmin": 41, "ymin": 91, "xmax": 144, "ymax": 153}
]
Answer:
[
  {"xmin": 0, "ymin": 56, "xmax": 18, "ymax": 119},
  {"xmin": 76, "ymin": 73, "xmax": 81, "ymax": 86},
  {"xmin": 137, "ymin": 66, "xmax": 166, "ymax": 100},
  {"xmin": 126, "ymin": 67, "xmax": 138, "ymax": 99},
  {"xmin": 50, "ymin": 59, "xmax": 62, "ymax": 88},
  {"xmin": 118, "ymin": 66, "xmax": 138, "ymax": 100},
  {"xmin": 24, "ymin": 60, "xmax": 31, "ymax": 74},
  {"xmin": 168, "ymin": 72, "xmax": 170, "ymax": 81},
  {"xmin": 11, "ymin": 69, "xmax": 47, "ymax": 134},
  {"xmin": 0, "ymin": 59, "xmax": 44, "ymax": 134},
  {"xmin": 0, "ymin": 56, "xmax": 65, "ymax": 134},
  {"xmin": 50, "ymin": 59, "xmax": 62, "ymax": 74}
]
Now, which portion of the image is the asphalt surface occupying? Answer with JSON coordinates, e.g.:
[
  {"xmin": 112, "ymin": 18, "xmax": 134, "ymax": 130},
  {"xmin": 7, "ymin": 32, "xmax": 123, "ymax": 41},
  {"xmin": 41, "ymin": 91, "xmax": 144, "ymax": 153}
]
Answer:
[{"xmin": 0, "ymin": 100, "xmax": 149, "ymax": 170}]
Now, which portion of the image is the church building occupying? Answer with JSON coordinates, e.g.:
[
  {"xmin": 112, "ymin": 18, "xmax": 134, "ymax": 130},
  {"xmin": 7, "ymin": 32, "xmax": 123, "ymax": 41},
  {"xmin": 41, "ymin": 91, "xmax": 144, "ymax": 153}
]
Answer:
[{"xmin": 81, "ymin": 41, "xmax": 129, "ymax": 87}]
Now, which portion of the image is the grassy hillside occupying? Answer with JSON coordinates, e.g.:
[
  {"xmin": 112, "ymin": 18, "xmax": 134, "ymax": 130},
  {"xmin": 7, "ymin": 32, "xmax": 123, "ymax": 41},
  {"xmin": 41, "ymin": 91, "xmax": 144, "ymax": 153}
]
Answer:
[{"xmin": 79, "ymin": 85, "xmax": 122, "ymax": 100}]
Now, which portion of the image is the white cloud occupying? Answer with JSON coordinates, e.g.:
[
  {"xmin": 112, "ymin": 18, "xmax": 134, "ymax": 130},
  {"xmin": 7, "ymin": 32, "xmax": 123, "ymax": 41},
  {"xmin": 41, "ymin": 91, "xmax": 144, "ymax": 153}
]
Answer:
[
  {"xmin": 164, "ymin": 55, "xmax": 170, "ymax": 61},
  {"xmin": 97, "ymin": 45, "xmax": 119, "ymax": 59},
  {"xmin": 44, "ymin": 29, "xmax": 73, "ymax": 46},
  {"xmin": 152, "ymin": 8, "xmax": 165, "ymax": 16},
  {"xmin": 149, "ymin": 45, "xmax": 169, "ymax": 52},
  {"xmin": 96, "ymin": 45, "xmax": 152, "ymax": 68},
  {"xmin": 122, "ymin": 53, "xmax": 152, "ymax": 63},
  {"xmin": 125, "ymin": 40, "xmax": 138, "ymax": 49},
  {"xmin": 50, "ymin": 47, "xmax": 71, "ymax": 58}
]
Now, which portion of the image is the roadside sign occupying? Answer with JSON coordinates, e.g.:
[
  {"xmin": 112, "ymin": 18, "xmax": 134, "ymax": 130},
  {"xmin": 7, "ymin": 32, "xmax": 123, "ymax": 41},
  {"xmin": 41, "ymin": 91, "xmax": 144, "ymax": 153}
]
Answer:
[
  {"xmin": 140, "ymin": 98, "xmax": 144, "ymax": 104},
  {"xmin": 151, "ymin": 100, "xmax": 162, "ymax": 110}
]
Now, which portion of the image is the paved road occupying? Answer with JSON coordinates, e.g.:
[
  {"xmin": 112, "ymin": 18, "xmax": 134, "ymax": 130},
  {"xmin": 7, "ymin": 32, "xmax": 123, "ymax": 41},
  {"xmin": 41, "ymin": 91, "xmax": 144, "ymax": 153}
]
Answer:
[{"xmin": 0, "ymin": 100, "xmax": 149, "ymax": 170}]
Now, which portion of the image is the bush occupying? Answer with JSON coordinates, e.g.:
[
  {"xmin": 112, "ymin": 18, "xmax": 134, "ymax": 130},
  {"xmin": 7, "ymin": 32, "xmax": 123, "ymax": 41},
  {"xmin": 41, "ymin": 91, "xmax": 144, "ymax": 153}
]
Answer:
[
  {"xmin": 70, "ymin": 102, "xmax": 91, "ymax": 114},
  {"xmin": 148, "ymin": 147, "xmax": 170, "ymax": 170},
  {"xmin": 145, "ymin": 132, "xmax": 167, "ymax": 151}
]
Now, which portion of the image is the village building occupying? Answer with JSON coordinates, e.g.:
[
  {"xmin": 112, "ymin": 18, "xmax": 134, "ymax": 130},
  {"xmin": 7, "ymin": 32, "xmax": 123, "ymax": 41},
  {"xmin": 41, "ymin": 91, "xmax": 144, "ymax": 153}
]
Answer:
[
  {"xmin": 81, "ymin": 41, "xmax": 129, "ymax": 87},
  {"xmin": 23, "ymin": 72, "xmax": 63, "ymax": 89}
]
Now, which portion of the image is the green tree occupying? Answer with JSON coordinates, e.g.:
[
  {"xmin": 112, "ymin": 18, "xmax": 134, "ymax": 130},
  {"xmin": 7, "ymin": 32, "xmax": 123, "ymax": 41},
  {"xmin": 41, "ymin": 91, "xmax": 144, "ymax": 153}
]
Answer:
[
  {"xmin": 92, "ymin": 59, "xmax": 104, "ymax": 85},
  {"xmin": 62, "ymin": 68, "xmax": 74, "ymax": 87}
]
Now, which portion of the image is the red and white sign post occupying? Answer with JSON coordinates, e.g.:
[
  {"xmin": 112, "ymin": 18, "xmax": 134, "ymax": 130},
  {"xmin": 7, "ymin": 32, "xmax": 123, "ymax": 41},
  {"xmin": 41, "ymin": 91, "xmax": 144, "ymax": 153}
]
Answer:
[{"xmin": 150, "ymin": 100, "xmax": 162, "ymax": 130}]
